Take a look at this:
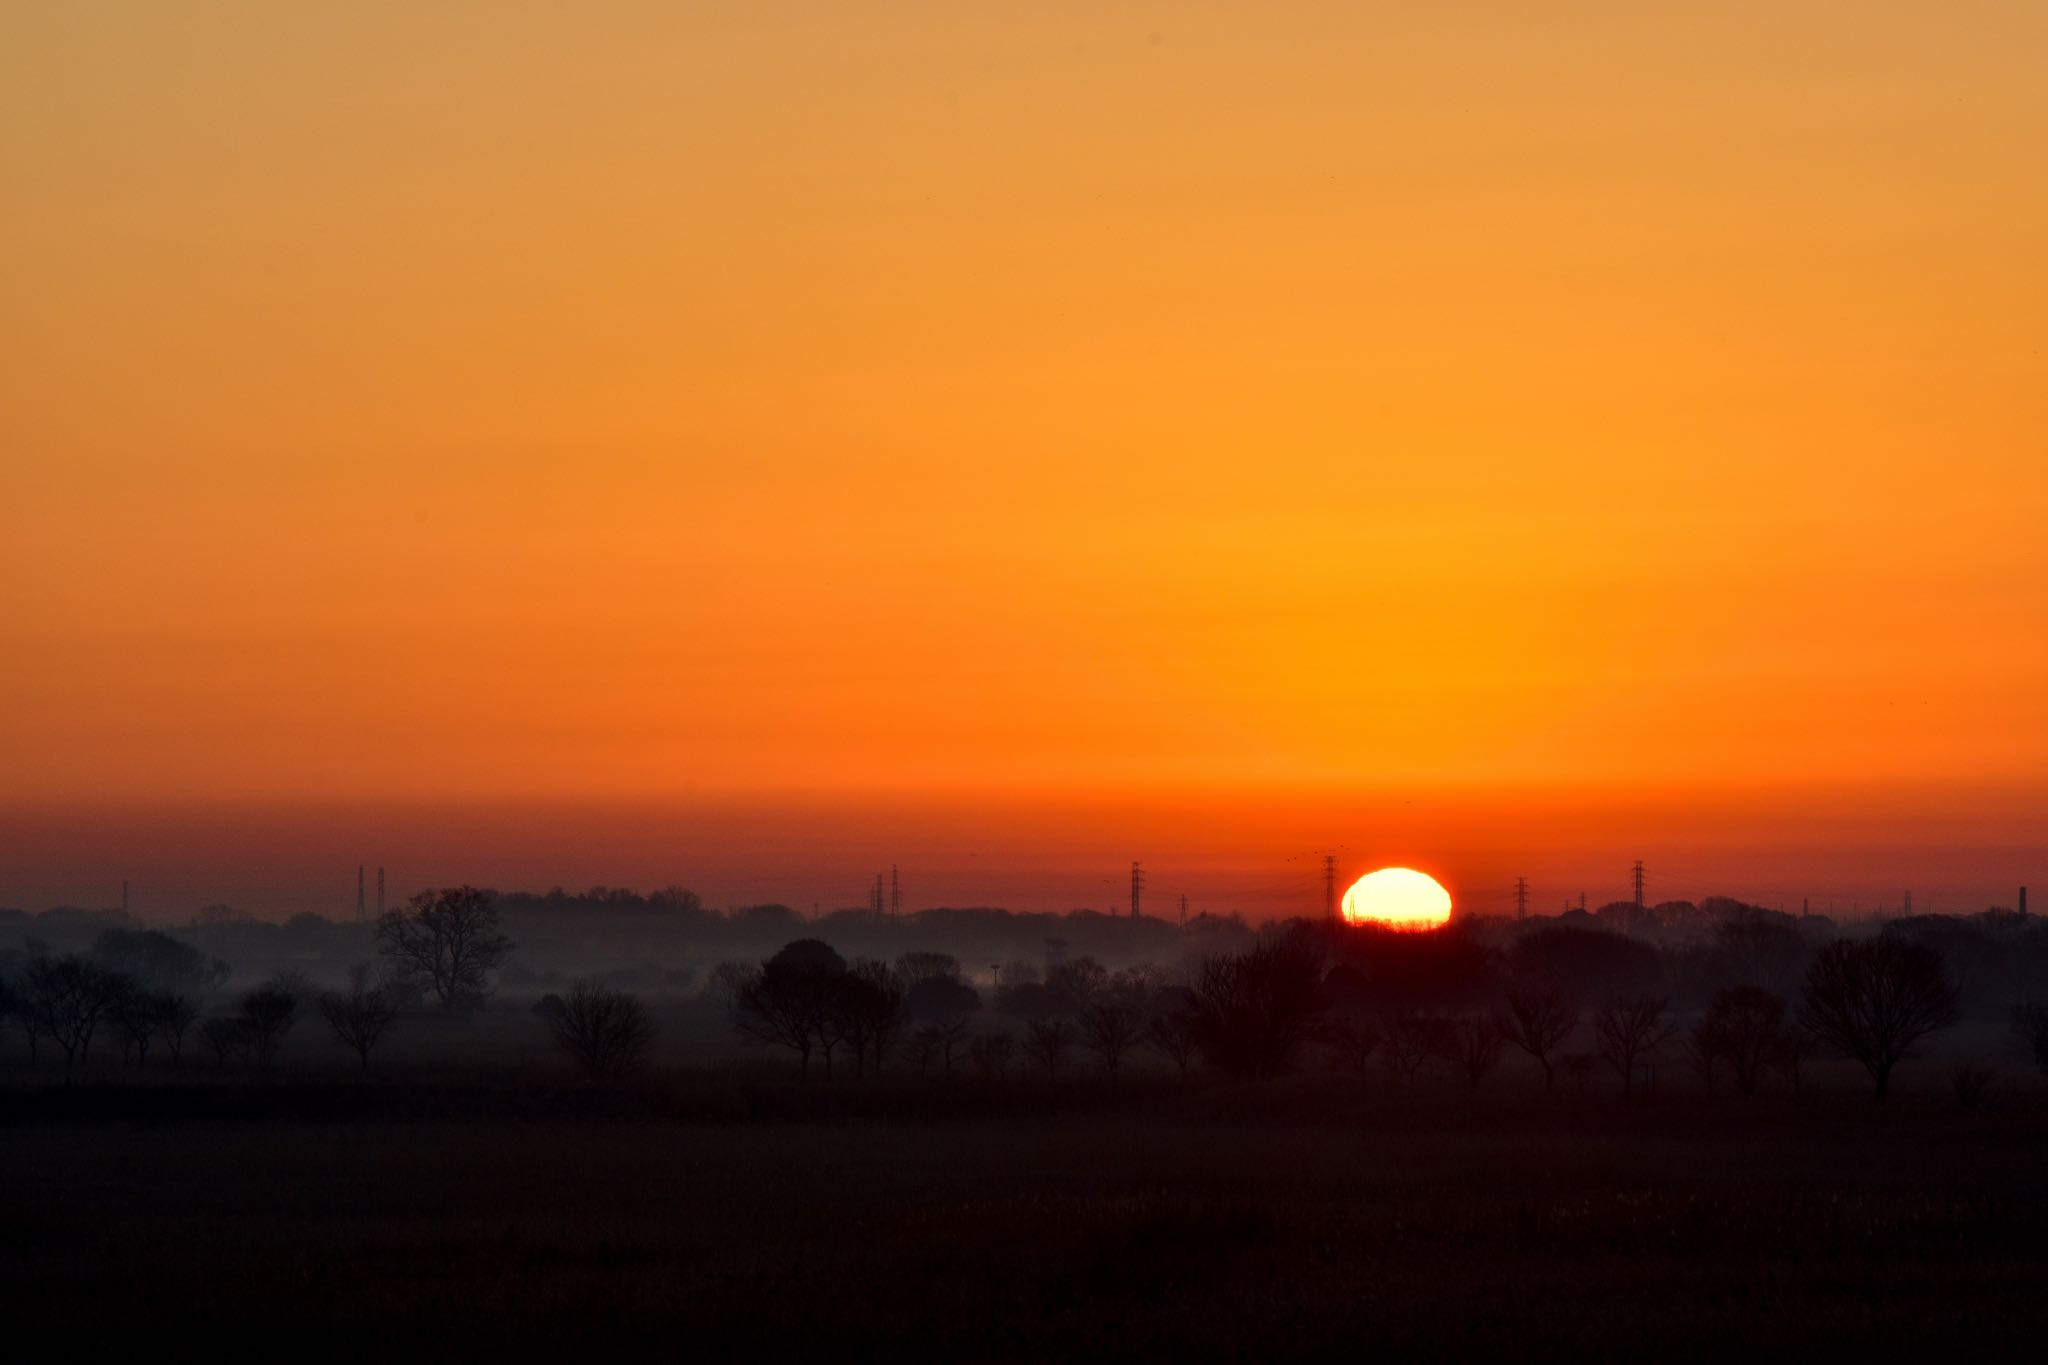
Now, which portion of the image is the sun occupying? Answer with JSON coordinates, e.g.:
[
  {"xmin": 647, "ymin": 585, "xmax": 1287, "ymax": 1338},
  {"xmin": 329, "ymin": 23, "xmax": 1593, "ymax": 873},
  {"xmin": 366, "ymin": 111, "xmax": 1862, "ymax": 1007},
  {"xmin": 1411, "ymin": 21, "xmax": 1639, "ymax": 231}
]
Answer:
[{"xmin": 1340, "ymin": 867, "xmax": 1453, "ymax": 930}]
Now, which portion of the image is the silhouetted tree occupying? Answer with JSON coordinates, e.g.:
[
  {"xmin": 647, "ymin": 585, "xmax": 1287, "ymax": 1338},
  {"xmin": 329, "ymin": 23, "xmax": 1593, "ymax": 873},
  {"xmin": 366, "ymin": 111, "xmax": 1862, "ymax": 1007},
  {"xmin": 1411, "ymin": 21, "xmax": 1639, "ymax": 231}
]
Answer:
[
  {"xmin": 1379, "ymin": 1008, "xmax": 1447, "ymax": 1084},
  {"xmin": 732, "ymin": 939, "xmax": 848, "ymax": 1078},
  {"xmin": 1691, "ymin": 985, "xmax": 1791, "ymax": 1095},
  {"xmin": 91, "ymin": 927, "xmax": 228, "ymax": 1004},
  {"xmin": 0, "ymin": 977, "xmax": 20, "ymax": 1058},
  {"xmin": 547, "ymin": 980, "xmax": 657, "ymax": 1078},
  {"xmin": 829, "ymin": 959, "xmax": 907, "ymax": 1078},
  {"xmin": 906, "ymin": 974, "xmax": 980, "ymax": 1029},
  {"xmin": 2011, "ymin": 1003, "xmax": 2048, "ymax": 1077},
  {"xmin": 1510, "ymin": 926, "xmax": 1661, "ymax": 1002},
  {"xmin": 968, "ymin": 1031, "xmax": 1015, "ymax": 1080},
  {"xmin": 902, "ymin": 1025, "xmax": 943, "ymax": 1079},
  {"xmin": 1708, "ymin": 917, "xmax": 1809, "ymax": 995},
  {"xmin": 1799, "ymin": 937, "xmax": 1959, "ymax": 1100},
  {"xmin": 201, "ymin": 1015, "xmax": 253, "ymax": 1068},
  {"xmin": 155, "ymin": 994, "xmax": 199, "ymax": 1062},
  {"xmin": 1496, "ymin": 990, "xmax": 1577, "ymax": 1092},
  {"xmin": 375, "ymin": 886, "xmax": 513, "ymax": 1010},
  {"xmin": 1438, "ymin": 1014, "xmax": 1507, "ymax": 1087},
  {"xmin": 24, "ymin": 954, "xmax": 124, "ymax": 1073},
  {"xmin": 106, "ymin": 979, "xmax": 181, "ymax": 1066},
  {"xmin": 1188, "ymin": 931, "xmax": 1328, "ymax": 1079},
  {"xmin": 1317, "ymin": 1013, "xmax": 1382, "ymax": 1084},
  {"xmin": 1022, "ymin": 1017, "xmax": 1074, "ymax": 1077},
  {"xmin": 1951, "ymin": 1061, "xmax": 1993, "ymax": 1112},
  {"xmin": 240, "ymin": 986, "xmax": 298, "ymax": 1066},
  {"xmin": 319, "ymin": 965, "xmax": 401, "ymax": 1070},
  {"xmin": 1147, "ymin": 1004, "xmax": 1201, "ymax": 1080},
  {"xmin": 1079, "ymin": 997, "xmax": 1146, "ymax": 1081},
  {"xmin": 1592, "ymin": 995, "xmax": 1676, "ymax": 1099}
]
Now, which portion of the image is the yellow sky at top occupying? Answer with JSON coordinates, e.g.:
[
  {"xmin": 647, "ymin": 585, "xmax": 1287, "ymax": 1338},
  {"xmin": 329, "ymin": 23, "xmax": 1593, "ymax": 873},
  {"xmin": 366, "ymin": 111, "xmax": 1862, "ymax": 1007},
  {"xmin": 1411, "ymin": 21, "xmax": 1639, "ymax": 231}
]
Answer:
[{"xmin": 2, "ymin": 2, "xmax": 2044, "ymax": 805}]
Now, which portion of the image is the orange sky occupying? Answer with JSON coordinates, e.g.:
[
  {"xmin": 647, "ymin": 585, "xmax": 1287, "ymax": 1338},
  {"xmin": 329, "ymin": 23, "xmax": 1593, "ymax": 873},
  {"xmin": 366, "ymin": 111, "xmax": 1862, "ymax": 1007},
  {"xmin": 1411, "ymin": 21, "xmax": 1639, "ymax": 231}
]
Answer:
[{"xmin": 3, "ymin": 5, "xmax": 2045, "ymax": 912}]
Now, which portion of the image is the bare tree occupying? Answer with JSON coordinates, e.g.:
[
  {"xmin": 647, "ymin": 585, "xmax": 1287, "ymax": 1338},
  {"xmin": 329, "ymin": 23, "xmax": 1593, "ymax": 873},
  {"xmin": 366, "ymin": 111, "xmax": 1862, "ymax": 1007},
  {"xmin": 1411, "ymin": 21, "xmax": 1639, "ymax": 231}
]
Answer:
[
  {"xmin": 547, "ymin": 980, "xmax": 657, "ymax": 1078},
  {"xmin": 1079, "ymin": 998, "xmax": 1147, "ymax": 1081},
  {"xmin": 107, "ymin": 981, "xmax": 181, "ymax": 1066},
  {"xmin": 1147, "ymin": 1009, "xmax": 1201, "ymax": 1080},
  {"xmin": 24, "ymin": 955, "xmax": 124, "ymax": 1073},
  {"xmin": 830, "ymin": 959, "xmax": 907, "ymax": 1078},
  {"xmin": 1318, "ymin": 1013, "xmax": 1382, "ymax": 1084},
  {"xmin": 1438, "ymin": 1014, "xmax": 1507, "ymax": 1088},
  {"xmin": 240, "ymin": 986, "xmax": 299, "ymax": 1066},
  {"xmin": 1799, "ymin": 937, "xmax": 1959, "ymax": 1100},
  {"xmin": 968, "ymin": 1031, "xmax": 1015, "ymax": 1080},
  {"xmin": 901, "ymin": 1026, "xmax": 943, "ymax": 1079},
  {"xmin": 155, "ymin": 994, "xmax": 199, "ymax": 1062},
  {"xmin": 201, "ymin": 1015, "xmax": 254, "ymax": 1068},
  {"xmin": 1379, "ymin": 1009, "xmax": 1448, "ymax": 1085},
  {"xmin": 375, "ymin": 886, "xmax": 513, "ymax": 1010},
  {"xmin": 1592, "ymin": 995, "xmax": 1677, "ymax": 1099},
  {"xmin": 320, "ymin": 965, "xmax": 401, "ymax": 1070},
  {"xmin": 1496, "ymin": 990, "xmax": 1578, "ymax": 1092},
  {"xmin": 1691, "ymin": 986, "xmax": 1792, "ymax": 1095},
  {"xmin": 906, "ymin": 972, "xmax": 979, "ymax": 1078},
  {"xmin": 1022, "ymin": 1017, "xmax": 1074, "ymax": 1077},
  {"xmin": 1187, "ymin": 930, "xmax": 1329, "ymax": 1080}
]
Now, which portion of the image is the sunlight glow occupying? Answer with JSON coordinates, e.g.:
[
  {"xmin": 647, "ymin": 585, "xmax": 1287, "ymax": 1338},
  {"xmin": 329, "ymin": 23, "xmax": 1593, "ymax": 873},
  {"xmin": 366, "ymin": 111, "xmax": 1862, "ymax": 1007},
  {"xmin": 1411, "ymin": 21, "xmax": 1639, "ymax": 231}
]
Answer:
[{"xmin": 1340, "ymin": 868, "xmax": 1453, "ymax": 930}]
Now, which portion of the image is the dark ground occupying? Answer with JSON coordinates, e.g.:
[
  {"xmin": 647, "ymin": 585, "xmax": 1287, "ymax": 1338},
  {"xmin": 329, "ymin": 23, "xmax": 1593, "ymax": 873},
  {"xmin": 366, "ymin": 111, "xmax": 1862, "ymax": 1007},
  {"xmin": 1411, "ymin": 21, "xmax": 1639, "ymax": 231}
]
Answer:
[{"xmin": 7, "ymin": 1078, "xmax": 2048, "ymax": 1361}]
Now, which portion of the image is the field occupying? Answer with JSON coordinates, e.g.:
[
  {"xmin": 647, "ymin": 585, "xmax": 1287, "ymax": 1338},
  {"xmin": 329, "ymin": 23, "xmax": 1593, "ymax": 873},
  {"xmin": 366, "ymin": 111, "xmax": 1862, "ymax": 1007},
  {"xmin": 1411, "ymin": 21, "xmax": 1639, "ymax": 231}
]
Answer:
[{"xmin": 9, "ymin": 1074, "xmax": 2048, "ymax": 1360}]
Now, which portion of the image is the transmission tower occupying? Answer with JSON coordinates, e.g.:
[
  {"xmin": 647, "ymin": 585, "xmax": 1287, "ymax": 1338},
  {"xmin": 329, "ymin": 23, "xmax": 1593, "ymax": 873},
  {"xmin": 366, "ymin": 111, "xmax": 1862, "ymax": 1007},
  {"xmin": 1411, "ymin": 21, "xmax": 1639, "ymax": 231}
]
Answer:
[
  {"xmin": 1514, "ymin": 876, "xmax": 1529, "ymax": 920},
  {"xmin": 1129, "ymin": 861, "xmax": 1144, "ymax": 919},
  {"xmin": 1179, "ymin": 893, "xmax": 1189, "ymax": 926},
  {"xmin": 870, "ymin": 874, "xmax": 885, "ymax": 915},
  {"xmin": 1631, "ymin": 860, "xmax": 1645, "ymax": 908},
  {"xmin": 1324, "ymin": 855, "xmax": 1338, "ymax": 919},
  {"xmin": 890, "ymin": 865, "xmax": 901, "ymax": 916}
]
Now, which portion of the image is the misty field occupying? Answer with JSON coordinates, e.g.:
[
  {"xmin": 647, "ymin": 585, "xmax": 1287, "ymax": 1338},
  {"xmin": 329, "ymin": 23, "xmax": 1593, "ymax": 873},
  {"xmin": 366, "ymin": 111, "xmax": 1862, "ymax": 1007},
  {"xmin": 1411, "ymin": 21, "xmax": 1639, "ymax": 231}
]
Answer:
[{"xmin": 10, "ymin": 1083, "xmax": 2048, "ymax": 1360}]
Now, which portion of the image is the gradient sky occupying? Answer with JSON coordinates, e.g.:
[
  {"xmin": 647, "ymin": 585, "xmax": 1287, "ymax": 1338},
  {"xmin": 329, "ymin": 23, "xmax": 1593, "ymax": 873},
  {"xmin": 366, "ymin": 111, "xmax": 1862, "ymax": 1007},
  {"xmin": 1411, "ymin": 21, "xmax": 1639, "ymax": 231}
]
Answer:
[{"xmin": 4, "ymin": 4, "xmax": 2044, "ymax": 915}]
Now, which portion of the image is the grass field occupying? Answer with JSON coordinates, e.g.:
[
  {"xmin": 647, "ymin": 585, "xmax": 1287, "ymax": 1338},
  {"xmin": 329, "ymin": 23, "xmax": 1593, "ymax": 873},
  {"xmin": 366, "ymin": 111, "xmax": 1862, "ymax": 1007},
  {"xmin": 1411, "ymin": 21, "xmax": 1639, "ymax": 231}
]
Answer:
[{"xmin": 8, "ymin": 1076, "xmax": 2048, "ymax": 1360}]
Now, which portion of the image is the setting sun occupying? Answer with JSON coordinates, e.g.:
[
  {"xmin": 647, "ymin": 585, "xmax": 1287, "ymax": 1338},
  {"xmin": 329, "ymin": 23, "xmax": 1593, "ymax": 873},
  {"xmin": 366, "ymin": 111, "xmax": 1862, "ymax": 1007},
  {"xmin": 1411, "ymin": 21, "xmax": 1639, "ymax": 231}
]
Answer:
[{"xmin": 1340, "ymin": 868, "xmax": 1453, "ymax": 930}]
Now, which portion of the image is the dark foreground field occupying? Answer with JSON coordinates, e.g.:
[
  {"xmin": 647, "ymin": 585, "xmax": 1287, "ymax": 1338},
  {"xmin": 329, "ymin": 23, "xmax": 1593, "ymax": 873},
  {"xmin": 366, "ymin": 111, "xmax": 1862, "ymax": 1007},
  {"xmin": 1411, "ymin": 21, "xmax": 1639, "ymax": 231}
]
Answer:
[{"xmin": 9, "ymin": 1083, "xmax": 2048, "ymax": 1361}]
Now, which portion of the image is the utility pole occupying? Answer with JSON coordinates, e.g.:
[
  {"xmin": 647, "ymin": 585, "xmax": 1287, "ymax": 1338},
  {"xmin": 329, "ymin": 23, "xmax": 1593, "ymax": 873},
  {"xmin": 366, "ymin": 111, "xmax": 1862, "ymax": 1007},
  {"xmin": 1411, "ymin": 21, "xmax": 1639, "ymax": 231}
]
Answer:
[
  {"xmin": 1631, "ymin": 860, "xmax": 1645, "ymax": 908},
  {"xmin": 357, "ymin": 864, "xmax": 366, "ymax": 924},
  {"xmin": 1323, "ymin": 855, "xmax": 1338, "ymax": 920},
  {"xmin": 1514, "ymin": 876, "xmax": 1529, "ymax": 920},
  {"xmin": 1129, "ymin": 861, "xmax": 1144, "ymax": 919},
  {"xmin": 890, "ymin": 865, "xmax": 901, "ymax": 916}
]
